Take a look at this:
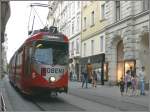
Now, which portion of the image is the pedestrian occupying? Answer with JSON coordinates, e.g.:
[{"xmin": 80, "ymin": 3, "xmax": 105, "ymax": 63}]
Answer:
[
  {"xmin": 70, "ymin": 71, "xmax": 72, "ymax": 81},
  {"xmin": 137, "ymin": 66, "xmax": 145, "ymax": 95},
  {"xmin": 92, "ymin": 70, "xmax": 97, "ymax": 88},
  {"xmin": 124, "ymin": 70, "xmax": 131, "ymax": 95},
  {"xmin": 97, "ymin": 69, "xmax": 101, "ymax": 81},
  {"xmin": 131, "ymin": 75, "xmax": 137, "ymax": 96},
  {"xmin": 129, "ymin": 66, "xmax": 135, "ymax": 77},
  {"xmin": 87, "ymin": 63, "xmax": 93, "ymax": 84},
  {"xmin": 81, "ymin": 71, "xmax": 88, "ymax": 88},
  {"xmin": 119, "ymin": 77, "xmax": 125, "ymax": 96}
]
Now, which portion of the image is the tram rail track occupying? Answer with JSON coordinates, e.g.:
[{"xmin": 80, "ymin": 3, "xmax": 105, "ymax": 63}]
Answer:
[
  {"xmin": 0, "ymin": 91, "xmax": 6, "ymax": 112},
  {"xmin": 69, "ymin": 89, "xmax": 148, "ymax": 111},
  {"xmin": 28, "ymin": 95, "xmax": 84, "ymax": 111}
]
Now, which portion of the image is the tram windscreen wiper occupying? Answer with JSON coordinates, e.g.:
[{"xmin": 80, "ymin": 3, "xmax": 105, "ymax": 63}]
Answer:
[{"xmin": 32, "ymin": 57, "xmax": 49, "ymax": 64}]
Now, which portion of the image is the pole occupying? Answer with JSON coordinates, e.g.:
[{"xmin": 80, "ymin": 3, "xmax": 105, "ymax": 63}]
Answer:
[
  {"xmin": 31, "ymin": 15, "xmax": 35, "ymax": 32},
  {"xmin": 148, "ymin": 2, "xmax": 150, "ymax": 87},
  {"xmin": 0, "ymin": 2, "xmax": 2, "ymax": 79},
  {"xmin": 101, "ymin": 61, "xmax": 104, "ymax": 85}
]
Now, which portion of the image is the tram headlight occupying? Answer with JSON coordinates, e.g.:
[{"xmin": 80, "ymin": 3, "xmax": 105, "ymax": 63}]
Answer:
[{"xmin": 50, "ymin": 76, "xmax": 56, "ymax": 82}]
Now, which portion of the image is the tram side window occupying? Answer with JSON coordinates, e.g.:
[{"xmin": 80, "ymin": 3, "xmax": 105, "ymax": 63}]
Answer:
[
  {"xmin": 24, "ymin": 46, "xmax": 32, "ymax": 76},
  {"xmin": 16, "ymin": 51, "xmax": 23, "ymax": 66},
  {"xmin": 14, "ymin": 55, "xmax": 17, "ymax": 73},
  {"xmin": 10, "ymin": 55, "xmax": 16, "ymax": 74}
]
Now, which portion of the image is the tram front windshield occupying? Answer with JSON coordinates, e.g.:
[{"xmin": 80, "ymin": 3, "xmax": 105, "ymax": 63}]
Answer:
[{"xmin": 33, "ymin": 41, "xmax": 68, "ymax": 65}]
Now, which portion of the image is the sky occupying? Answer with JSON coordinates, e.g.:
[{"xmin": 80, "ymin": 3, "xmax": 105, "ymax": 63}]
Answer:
[{"xmin": 6, "ymin": 1, "xmax": 49, "ymax": 62}]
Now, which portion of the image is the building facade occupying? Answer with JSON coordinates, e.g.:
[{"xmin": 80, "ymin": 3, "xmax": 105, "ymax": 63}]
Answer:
[
  {"xmin": 47, "ymin": 1, "xmax": 82, "ymax": 81},
  {"xmin": 2, "ymin": 34, "xmax": 8, "ymax": 76},
  {"xmin": 80, "ymin": 1, "xmax": 107, "ymax": 84},
  {"xmin": 47, "ymin": 1, "xmax": 149, "ymax": 86},
  {"xmin": 105, "ymin": 1, "xmax": 149, "ymax": 85},
  {"xmin": 68, "ymin": 1, "xmax": 81, "ymax": 81},
  {"xmin": 1, "ymin": 1, "xmax": 10, "ymax": 79}
]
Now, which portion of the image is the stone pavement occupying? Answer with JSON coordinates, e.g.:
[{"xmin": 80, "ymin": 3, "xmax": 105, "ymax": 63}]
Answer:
[
  {"xmin": 0, "ymin": 79, "xmax": 149, "ymax": 111},
  {"xmin": 69, "ymin": 81, "xmax": 149, "ymax": 107},
  {"xmin": 0, "ymin": 80, "xmax": 13, "ymax": 111}
]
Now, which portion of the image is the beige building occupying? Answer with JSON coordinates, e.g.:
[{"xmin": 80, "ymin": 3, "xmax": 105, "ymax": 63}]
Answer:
[
  {"xmin": 80, "ymin": 1, "xmax": 107, "ymax": 84},
  {"xmin": 104, "ymin": 1, "xmax": 149, "ymax": 86}
]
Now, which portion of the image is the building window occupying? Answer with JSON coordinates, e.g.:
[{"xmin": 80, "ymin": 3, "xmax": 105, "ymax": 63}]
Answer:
[
  {"xmin": 101, "ymin": 3, "xmax": 105, "ymax": 20},
  {"xmin": 69, "ymin": 5, "xmax": 71, "ymax": 18},
  {"xmin": 83, "ymin": 17, "xmax": 86, "ymax": 30},
  {"xmin": 116, "ymin": 1, "xmax": 120, "ymax": 21},
  {"xmin": 76, "ymin": 16, "xmax": 80, "ymax": 32},
  {"xmin": 68, "ymin": 23, "xmax": 70, "ymax": 37},
  {"xmin": 72, "ymin": 2, "xmax": 75, "ymax": 16},
  {"xmin": 71, "ymin": 41, "xmax": 74, "ymax": 55},
  {"xmin": 100, "ymin": 36, "xmax": 104, "ymax": 52},
  {"xmin": 91, "ymin": 40, "xmax": 94, "ymax": 55},
  {"xmin": 77, "ymin": 1, "xmax": 80, "ymax": 9},
  {"xmin": 84, "ymin": 43, "xmax": 86, "ymax": 56},
  {"xmin": 83, "ymin": 1, "xmax": 87, "ymax": 8},
  {"xmin": 143, "ymin": 0, "xmax": 150, "ymax": 11},
  {"xmin": 91, "ymin": 11, "xmax": 94, "ymax": 26},
  {"xmin": 72, "ymin": 20, "xmax": 74, "ymax": 34},
  {"xmin": 76, "ymin": 39, "xmax": 79, "ymax": 54}
]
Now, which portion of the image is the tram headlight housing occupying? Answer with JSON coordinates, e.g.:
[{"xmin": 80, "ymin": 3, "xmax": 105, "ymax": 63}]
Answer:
[{"xmin": 50, "ymin": 76, "xmax": 56, "ymax": 82}]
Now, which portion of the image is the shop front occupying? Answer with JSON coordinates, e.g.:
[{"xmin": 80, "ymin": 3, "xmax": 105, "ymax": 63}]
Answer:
[{"xmin": 80, "ymin": 53, "xmax": 107, "ymax": 85}]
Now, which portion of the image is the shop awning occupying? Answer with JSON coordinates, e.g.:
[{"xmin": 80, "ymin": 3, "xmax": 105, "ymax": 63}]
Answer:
[{"xmin": 80, "ymin": 53, "xmax": 105, "ymax": 65}]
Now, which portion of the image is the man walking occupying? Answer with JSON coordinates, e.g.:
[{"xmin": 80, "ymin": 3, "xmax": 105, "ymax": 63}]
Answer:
[{"xmin": 81, "ymin": 71, "xmax": 88, "ymax": 88}]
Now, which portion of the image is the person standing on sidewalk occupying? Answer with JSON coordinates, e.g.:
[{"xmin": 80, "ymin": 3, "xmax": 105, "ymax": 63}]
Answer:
[
  {"xmin": 131, "ymin": 75, "xmax": 137, "ymax": 96},
  {"xmin": 137, "ymin": 66, "xmax": 145, "ymax": 95},
  {"xmin": 81, "ymin": 71, "xmax": 88, "ymax": 88},
  {"xmin": 70, "ymin": 71, "xmax": 73, "ymax": 81},
  {"xmin": 92, "ymin": 70, "xmax": 97, "ymax": 88},
  {"xmin": 124, "ymin": 70, "xmax": 131, "ymax": 95},
  {"xmin": 129, "ymin": 66, "xmax": 135, "ymax": 77},
  {"xmin": 87, "ymin": 63, "xmax": 93, "ymax": 84},
  {"xmin": 119, "ymin": 77, "xmax": 125, "ymax": 96}
]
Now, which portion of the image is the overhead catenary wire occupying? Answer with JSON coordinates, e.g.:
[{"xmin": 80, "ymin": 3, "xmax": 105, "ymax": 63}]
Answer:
[
  {"xmin": 27, "ymin": 3, "xmax": 50, "ymax": 34},
  {"xmin": 32, "ymin": 6, "xmax": 45, "ymax": 27}
]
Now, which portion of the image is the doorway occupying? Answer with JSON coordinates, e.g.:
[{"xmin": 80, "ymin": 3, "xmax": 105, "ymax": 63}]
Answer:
[{"xmin": 117, "ymin": 40, "xmax": 124, "ymax": 81}]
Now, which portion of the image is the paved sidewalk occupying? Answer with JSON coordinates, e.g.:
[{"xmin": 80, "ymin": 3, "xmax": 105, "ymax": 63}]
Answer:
[
  {"xmin": 69, "ymin": 81, "xmax": 149, "ymax": 107},
  {"xmin": 0, "ymin": 80, "xmax": 13, "ymax": 111}
]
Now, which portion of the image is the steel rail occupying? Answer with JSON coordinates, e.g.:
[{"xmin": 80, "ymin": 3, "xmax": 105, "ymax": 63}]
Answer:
[{"xmin": 0, "ymin": 92, "xmax": 6, "ymax": 112}]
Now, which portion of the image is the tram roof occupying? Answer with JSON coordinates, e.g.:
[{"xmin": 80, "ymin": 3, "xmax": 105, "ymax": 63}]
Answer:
[{"xmin": 24, "ymin": 30, "xmax": 68, "ymax": 44}]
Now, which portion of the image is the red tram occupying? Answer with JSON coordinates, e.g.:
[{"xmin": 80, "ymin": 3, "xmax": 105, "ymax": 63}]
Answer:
[{"xmin": 9, "ymin": 26, "xmax": 69, "ymax": 95}]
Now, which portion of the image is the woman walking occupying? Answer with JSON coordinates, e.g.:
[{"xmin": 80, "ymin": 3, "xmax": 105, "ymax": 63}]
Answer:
[
  {"xmin": 131, "ymin": 75, "xmax": 137, "ymax": 96},
  {"xmin": 92, "ymin": 71, "xmax": 97, "ymax": 88},
  {"xmin": 124, "ymin": 70, "xmax": 131, "ymax": 95}
]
